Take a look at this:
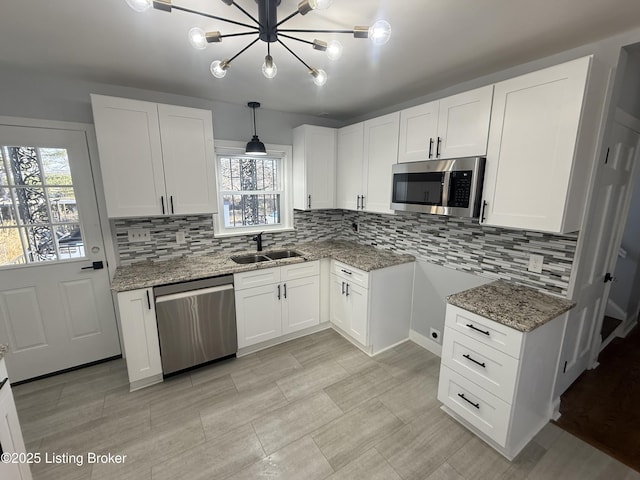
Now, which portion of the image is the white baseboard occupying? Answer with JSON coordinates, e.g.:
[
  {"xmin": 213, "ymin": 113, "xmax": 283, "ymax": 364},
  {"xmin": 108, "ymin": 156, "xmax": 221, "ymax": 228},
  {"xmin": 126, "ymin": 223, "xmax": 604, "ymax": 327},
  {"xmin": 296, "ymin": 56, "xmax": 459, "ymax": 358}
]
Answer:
[
  {"xmin": 605, "ymin": 298, "xmax": 626, "ymax": 321},
  {"xmin": 237, "ymin": 322, "xmax": 331, "ymax": 357},
  {"xmin": 409, "ymin": 329, "xmax": 442, "ymax": 357}
]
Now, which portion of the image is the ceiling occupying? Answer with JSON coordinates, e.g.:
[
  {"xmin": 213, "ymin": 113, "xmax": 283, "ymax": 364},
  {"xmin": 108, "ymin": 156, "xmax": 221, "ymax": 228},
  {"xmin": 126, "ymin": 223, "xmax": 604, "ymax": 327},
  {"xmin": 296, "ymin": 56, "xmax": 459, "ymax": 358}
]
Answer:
[{"xmin": 2, "ymin": 0, "xmax": 640, "ymax": 121}]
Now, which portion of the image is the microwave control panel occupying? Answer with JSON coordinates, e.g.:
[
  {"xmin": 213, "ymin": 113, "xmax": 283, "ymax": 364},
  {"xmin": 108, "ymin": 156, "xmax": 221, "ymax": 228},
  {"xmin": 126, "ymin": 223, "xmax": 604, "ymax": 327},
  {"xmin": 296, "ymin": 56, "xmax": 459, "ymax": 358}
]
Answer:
[{"xmin": 448, "ymin": 170, "xmax": 472, "ymax": 208}]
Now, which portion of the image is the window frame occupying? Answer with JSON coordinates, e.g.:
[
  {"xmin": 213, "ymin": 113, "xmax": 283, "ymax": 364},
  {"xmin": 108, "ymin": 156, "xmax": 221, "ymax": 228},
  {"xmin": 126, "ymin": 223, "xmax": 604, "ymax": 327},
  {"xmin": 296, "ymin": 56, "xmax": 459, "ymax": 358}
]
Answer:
[{"xmin": 213, "ymin": 140, "xmax": 293, "ymax": 237}]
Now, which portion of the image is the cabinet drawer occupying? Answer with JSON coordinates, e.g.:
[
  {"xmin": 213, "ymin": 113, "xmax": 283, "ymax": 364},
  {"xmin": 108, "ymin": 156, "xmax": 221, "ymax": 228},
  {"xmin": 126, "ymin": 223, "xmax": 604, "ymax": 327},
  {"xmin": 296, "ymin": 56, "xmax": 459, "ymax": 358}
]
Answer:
[
  {"xmin": 281, "ymin": 260, "xmax": 319, "ymax": 281},
  {"xmin": 438, "ymin": 365, "xmax": 511, "ymax": 447},
  {"xmin": 234, "ymin": 267, "xmax": 280, "ymax": 290},
  {"xmin": 445, "ymin": 304, "xmax": 523, "ymax": 358},
  {"xmin": 332, "ymin": 260, "xmax": 369, "ymax": 288},
  {"xmin": 442, "ymin": 327, "xmax": 519, "ymax": 402}
]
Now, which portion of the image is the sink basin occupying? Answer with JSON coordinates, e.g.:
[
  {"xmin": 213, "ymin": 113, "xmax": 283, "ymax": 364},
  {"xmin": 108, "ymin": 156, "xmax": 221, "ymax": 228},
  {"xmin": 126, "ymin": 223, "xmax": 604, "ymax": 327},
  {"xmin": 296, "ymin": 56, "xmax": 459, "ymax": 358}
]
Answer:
[
  {"xmin": 231, "ymin": 254, "xmax": 272, "ymax": 264},
  {"xmin": 266, "ymin": 250, "xmax": 303, "ymax": 260}
]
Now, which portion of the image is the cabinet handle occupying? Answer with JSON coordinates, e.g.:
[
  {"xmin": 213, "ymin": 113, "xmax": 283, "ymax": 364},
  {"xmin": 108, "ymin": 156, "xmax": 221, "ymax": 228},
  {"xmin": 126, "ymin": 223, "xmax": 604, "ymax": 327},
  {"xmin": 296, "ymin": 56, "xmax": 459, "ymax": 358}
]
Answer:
[
  {"xmin": 346, "ymin": 283, "xmax": 350, "ymax": 297},
  {"xmin": 340, "ymin": 269, "xmax": 352, "ymax": 275},
  {"xmin": 429, "ymin": 138, "xmax": 434, "ymax": 158},
  {"xmin": 466, "ymin": 323, "xmax": 490, "ymax": 336},
  {"xmin": 283, "ymin": 283, "xmax": 287, "ymax": 299},
  {"xmin": 481, "ymin": 201, "xmax": 488, "ymax": 223},
  {"xmin": 341, "ymin": 281, "xmax": 345, "ymax": 295},
  {"xmin": 308, "ymin": 195, "xmax": 311, "ymax": 209},
  {"xmin": 161, "ymin": 196, "xmax": 165, "ymax": 215},
  {"xmin": 436, "ymin": 137, "xmax": 442, "ymax": 157},
  {"xmin": 146, "ymin": 290, "xmax": 151, "ymax": 310},
  {"xmin": 0, "ymin": 377, "xmax": 8, "ymax": 392},
  {"xmin": 170, "ymin": 195, "xmax": 174, "ymax": 214},
  {"xmin": 463, "ymin": 354, "xmax": 486, "ymax": 368},
  {"xmin": 357, "ymin": 195, "xmax": 361, "ymax": 209},
  {"xmin": 361, "ymin": 196, "xmax": 365, "ymax": 209},
  {"xmin": 458, "ymin": 393, "xmax": 480, "ymax": 409},
  {"xmin": 277, "ymin": 284, "xmax": 281, "ymax": 300}
]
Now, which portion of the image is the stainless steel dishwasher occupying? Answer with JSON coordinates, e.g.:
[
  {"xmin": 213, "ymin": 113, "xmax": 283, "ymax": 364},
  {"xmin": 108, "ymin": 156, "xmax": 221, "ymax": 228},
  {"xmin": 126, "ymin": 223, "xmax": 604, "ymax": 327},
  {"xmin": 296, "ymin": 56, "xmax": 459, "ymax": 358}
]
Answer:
[{"xmin": 154, "ymin": 275, "xmax": 237, "ymax": 375}]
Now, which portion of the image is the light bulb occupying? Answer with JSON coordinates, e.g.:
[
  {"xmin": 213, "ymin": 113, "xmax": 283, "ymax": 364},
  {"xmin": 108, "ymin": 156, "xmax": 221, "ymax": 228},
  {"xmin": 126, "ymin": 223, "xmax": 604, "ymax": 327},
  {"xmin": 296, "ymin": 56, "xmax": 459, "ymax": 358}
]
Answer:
[
  {"xmin": 262, "ymin": 55, "xmax": 277, "ymax": 79},
  {"xmin": 125, "ymin": 0, "xmax": 152, "ymax": 12},
  {"xmin": 369, "ymin": 20, "xmax": 391, "ymax": 45},
  {"xmin": 326, "ymin": 40, "xmax": 342, "ymax": 60},
  {"xmin": 210, "ymin": 60, "xmax": 229, "ymax": 78},
  {"xmin": 188, "ymin": 27, "xmax": 207, "ymax": 50},
  {"xmin": 310, "ymin": 68, "xmax": 328, "ymax": 87}
]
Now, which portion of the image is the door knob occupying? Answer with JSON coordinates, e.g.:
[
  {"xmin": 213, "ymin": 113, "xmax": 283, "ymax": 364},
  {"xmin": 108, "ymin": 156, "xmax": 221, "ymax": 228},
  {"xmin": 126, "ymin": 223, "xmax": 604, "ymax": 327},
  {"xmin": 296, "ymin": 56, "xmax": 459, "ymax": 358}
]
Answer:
[{"xmin": 82, "ymin": 261, "xmax": 104, "ymax": 270}]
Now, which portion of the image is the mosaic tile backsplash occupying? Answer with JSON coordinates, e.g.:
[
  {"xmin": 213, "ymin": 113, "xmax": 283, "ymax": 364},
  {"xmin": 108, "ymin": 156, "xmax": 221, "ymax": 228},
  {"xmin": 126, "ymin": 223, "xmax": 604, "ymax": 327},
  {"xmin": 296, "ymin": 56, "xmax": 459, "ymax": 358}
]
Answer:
[{"xmin": 114, "ymin": 209, "xmax": 578, "ymax": 296}]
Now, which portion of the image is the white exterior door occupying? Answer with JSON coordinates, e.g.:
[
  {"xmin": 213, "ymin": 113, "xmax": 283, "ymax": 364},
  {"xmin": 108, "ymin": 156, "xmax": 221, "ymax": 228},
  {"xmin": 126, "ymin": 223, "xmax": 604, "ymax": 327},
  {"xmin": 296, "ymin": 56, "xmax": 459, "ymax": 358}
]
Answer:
[
  {"xmin": 0, "ymin": 125, "xmax": 121, "ymax": 381},
  {"xmin": 557, "ymin": 121, "xmax": 640, "ymax": 395}
]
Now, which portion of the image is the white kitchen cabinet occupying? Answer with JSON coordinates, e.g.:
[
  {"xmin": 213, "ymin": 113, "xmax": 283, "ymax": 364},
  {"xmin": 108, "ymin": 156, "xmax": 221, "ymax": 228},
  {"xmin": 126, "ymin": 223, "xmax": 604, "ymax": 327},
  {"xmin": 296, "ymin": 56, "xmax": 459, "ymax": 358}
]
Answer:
[
  {"xmin": 398, "ymin": 86, "xmax": 493, "ymax": 162},
  {"xmin": 481, "ymin": 56, "xmax": 592, "ymax": 233},
  {"xmin": 234, "ymin": 261, "xmax": 320, "ymax": 349},
  {"xmin": 438, "ymin": 304, "xmax": 566, "ymax": 460},
  {"xmin": 116, "ymin": 288, "xmax": 163, "ymax": 391},
  {"xmin": 336, "ymin": 112, "xmax": 400, "ymax": 214},
  {"xmin": 330, "ymin": 260, "xmax": 413, "ymax": 354},
  {"xmin": 293, "ymin": 125, "xmax": 337, "ymax": 210},
  {"xmin": 91, "ymin": 94, "xmax": 217, "ymax": 218},
  {"xmin": 0, "ymin": 358, "xmax": 32, "ymax": 480}
]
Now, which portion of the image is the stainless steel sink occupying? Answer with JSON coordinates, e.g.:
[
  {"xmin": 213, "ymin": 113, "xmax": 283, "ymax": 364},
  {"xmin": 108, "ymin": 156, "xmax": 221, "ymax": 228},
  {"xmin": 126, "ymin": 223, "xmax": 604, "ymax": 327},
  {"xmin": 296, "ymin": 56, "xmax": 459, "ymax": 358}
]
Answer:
[
  {"xmin": 266, "ymin": 250, "xmax": 303, "ymax": 260},
  {"xmin": 231, "ymin": 254, "xmax": 272, "ymax": 264}
]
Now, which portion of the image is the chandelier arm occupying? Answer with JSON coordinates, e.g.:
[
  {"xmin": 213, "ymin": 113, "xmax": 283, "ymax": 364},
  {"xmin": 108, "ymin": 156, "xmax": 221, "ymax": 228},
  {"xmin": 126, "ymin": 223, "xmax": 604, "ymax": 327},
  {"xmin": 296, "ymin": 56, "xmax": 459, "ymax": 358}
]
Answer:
[
  {"xmin": 279, "ymin": 28, "xmax": 356, "ymax": 34},
  {"xmin": 230, "ymin": 1, "xmax": 261, "ymax": 27},
  {"xmin": 172, "ymin": 4, "xmax": 259, "ymax": 30},
  {"xmin": 276, "ymin": 10, "xmax": 300, "ymax": 28},
  {"xmin": 277, "ymin": 33, "xmax": 315, "ymax": 47},
  {"xmin": 220, "ymin": 31, "xmax": 259, "ymax": 39},
  {"xmin": 277, "ymin": 39, "xmax": 312, "ymax": 71},
  {"xmin": 228, "ymin": 37, "xmax": 262, "ymax": 63}
]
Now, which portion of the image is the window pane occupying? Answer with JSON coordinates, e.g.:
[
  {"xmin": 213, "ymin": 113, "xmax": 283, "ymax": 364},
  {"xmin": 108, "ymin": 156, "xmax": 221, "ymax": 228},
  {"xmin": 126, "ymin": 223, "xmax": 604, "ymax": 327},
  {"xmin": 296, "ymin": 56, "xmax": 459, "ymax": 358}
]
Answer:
[
  {"xmin": 48, "ymin": 186, "xmax": 78, "ymax": 223},
  {"xmin": 14, "ymin": 187, "xmax": 50, "ymax": 224},
  {"xmin": 23, "ymin": 225, "xmax": 56, "ymax": 262},
  {"xmin": 56, "ymin": 224, "xmax": 84, "ymax": 260},
  {"xmin": 0, "ymin": 189, "xmax": 16, "ymax": 226},
  {"xmin": 256, "ymin": 158, "xmax": 279, "ymax": 191},
  {"xmin": 5, "ymin": 146, "xmax": 42, "ymax": 185},
  {"xmin": 222, "ymin": 193, "xmax": 280, "ymax": 228},
  {"xmin": 0, "ymin": 228, "xmax": 26, "ymax": 265},
  {"xmin": 40, "ymin": 148, "xmax": 73, "ymax": 185},
  {"xmin": 0, "ymin": 150, "xmax": 8, "ymax": 185}
]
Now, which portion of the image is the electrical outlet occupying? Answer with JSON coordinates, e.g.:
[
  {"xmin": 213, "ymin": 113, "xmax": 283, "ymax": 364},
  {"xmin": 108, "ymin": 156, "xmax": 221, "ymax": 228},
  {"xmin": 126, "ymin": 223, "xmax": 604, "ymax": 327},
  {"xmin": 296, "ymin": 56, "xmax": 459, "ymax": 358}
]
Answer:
[
  {"xmin": 430, "ymin": 328, "xmax": 442, "ymax": 344},
  {"xmin": 528, "ymin": 254, "xmax": 544, "ymax": 273},
  {"xmin": 127, "ymin": 228, "xmax": 150, "ymax": 242},
  {"xmin": 176, "ymin": 230, "xmax": 186, "ymax": 244}
]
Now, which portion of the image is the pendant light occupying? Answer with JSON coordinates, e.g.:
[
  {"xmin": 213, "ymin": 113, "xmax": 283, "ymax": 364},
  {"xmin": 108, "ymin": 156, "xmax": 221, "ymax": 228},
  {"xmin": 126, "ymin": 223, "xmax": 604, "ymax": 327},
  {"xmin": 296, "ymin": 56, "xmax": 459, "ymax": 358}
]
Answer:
[{"xmin": 245, "ymin": 102, "xmax": 267, "ymax": 156}]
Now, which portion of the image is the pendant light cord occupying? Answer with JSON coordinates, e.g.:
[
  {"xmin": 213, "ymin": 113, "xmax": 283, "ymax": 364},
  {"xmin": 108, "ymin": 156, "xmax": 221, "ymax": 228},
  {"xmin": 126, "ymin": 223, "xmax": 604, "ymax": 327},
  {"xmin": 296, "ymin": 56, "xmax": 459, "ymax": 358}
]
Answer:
[{"xmin": 252, "ymin": 105, "xmax": 257, "ymax": 137}]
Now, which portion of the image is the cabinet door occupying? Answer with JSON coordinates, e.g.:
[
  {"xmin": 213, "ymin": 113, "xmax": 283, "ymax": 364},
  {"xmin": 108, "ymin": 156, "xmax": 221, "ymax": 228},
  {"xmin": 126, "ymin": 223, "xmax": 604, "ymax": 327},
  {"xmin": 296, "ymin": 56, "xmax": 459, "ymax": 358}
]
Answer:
[
  {"xmin": 363, "ymin": 112, "xmax": 400, "ymax": 214},
  {"xmin": 282, "ymin": 276, "xmax": 320, "ymax": 334},
  {"xmin": 482, "ymin": 56, "xmax": 591, "ymax": 232},
  {"xmin": 336, "ymin": 123, "xmax": 364, "ymax": 210},
  {"xmin": 398, "ymin": 101, "xmax": 439, "ymax": 163},
  {"xmin": 293, "ymin": 125, "xmax": 336, "ymax": 210},
  {"xmin": 346, "ymin": 282, "xmax": 369, "ymax": 345},
  {"xmin": 91, "ymin": 94, "xmax": 166, "ymax": 217},
  {"xmin": 235, "ymin": 284, "xmax": 282, "ymax": 348},
  {"xmin": 0, "ymin": 377, "xmax": 32, "ymax": 480},
  {"xmin": 117, "ymin": 289, "xmax": 162, "ymax": 386},
  {"xmin": 329, "ymin": 274, "xmax": 349, "ymax": 331},
  {"xmin": 158, "ymin": 104, "xmax": 218, "ymax": 215},
  {"xmin": 437, "ymin": 85, "xmax": 493, "ymax": 159}
]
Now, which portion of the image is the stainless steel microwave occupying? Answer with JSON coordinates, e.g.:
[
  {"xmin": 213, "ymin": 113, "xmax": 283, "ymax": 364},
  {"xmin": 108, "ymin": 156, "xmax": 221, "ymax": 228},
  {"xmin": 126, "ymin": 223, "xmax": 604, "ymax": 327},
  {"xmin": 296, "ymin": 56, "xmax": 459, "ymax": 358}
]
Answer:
[{"xmin": 390, "ymin": 157, "xmax": 486, "ymax": 218}]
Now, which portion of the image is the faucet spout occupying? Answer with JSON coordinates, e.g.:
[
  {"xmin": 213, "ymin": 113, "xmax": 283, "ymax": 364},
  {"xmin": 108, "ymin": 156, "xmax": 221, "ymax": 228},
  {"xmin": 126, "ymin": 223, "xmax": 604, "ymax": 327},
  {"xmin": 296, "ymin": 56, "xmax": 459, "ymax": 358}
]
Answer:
[{"xmin": 252, "ymin": 232, "xmax": 264, "ymax": 252}]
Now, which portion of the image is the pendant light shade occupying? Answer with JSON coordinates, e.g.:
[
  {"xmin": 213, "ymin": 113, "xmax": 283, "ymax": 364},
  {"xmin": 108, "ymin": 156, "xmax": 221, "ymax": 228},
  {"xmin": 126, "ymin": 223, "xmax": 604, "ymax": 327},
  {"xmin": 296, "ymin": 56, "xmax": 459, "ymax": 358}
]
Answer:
[{"xmin": 246, "ymin": 102, "xmax": 267, "ymax": 156}]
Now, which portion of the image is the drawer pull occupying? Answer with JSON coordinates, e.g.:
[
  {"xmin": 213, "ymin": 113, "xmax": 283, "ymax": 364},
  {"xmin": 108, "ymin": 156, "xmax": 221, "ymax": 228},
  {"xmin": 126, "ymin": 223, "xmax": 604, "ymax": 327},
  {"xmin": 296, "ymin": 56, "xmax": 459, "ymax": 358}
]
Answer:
[
  {"xmin": 463, "ymin": 354, "xmax": 486, "ymax": 368},
  {"xmin": 466, "ymin": 324, "xmax": 490, "ymax": 336},
  {"xmin": 458, "ymin": 393, "xmax": 480, "ymax": 409},
  {"xmin": 340, "ymin": 269, "xmax": 352, "ymax": 275}
]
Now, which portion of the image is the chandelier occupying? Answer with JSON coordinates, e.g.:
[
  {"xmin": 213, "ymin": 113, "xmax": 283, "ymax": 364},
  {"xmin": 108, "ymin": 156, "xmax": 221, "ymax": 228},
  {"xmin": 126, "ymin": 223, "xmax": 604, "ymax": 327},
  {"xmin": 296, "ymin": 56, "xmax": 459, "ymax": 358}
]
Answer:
[{"xmin": 125, "ymin": 0, "xmax": 391, "ymax": 86}]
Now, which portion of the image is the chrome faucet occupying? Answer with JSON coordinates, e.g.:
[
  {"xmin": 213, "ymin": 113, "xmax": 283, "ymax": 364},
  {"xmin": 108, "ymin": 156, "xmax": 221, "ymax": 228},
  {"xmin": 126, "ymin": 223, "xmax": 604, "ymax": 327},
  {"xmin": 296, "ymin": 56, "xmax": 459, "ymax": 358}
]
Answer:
[{"xmin": 253, "ymin": 232, "xmax": 264, "ymax": 251}]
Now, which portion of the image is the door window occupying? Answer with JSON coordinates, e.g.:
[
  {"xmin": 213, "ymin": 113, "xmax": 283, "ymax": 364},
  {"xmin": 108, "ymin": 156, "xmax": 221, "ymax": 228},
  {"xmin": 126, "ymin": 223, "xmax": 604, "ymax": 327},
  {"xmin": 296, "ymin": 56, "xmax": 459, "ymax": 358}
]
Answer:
[{"xmin": 0, "ymin": 145, "xmax": 84, "ymax": 266}]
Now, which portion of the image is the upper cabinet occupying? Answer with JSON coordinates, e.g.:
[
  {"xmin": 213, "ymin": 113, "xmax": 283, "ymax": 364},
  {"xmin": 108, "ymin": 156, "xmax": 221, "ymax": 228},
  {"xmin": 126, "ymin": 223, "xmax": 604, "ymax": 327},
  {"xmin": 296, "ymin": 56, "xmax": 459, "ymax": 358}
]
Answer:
[
  {"xmin": 481, "ymin": 56, "xmax": 592, "ymax": 233},
  {"xmin": 292, "ymin": 125, "xmax": 337, "ymax": 210},
  {"xmin": 398, "ymin": 85, "xmax": 494, "ymax": 163},
  {"xmin": 336, "ymin": 112, "xmax": 400, "ymax": 214},
  {"xmin": 91, "ymin": 94, "xmax": 218, "ymax": 218}
]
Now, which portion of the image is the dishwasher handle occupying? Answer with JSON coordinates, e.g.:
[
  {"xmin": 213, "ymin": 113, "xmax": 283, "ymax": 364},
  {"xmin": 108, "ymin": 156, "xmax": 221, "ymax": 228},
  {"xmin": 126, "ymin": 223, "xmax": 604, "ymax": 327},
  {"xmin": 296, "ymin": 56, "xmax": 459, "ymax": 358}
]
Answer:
[{"xmin": 155, "ymin": 284, "xmax": 233, "ymax": 303}]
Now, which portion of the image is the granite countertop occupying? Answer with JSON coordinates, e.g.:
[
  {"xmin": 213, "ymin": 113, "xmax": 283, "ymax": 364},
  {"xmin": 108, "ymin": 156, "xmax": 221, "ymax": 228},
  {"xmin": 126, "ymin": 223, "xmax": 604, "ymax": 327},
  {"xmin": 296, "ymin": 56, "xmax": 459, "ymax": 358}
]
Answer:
[
  {"xmin": 0, "ymin": 344, "xmax": 7, "ymax": 361},
  {"xmin": 447, "ymin": 280, "xmax": 576, "ymax": 332},
  {"xmin": 111, "ymin": 240, "xmax": 415, "ymax": 292}
]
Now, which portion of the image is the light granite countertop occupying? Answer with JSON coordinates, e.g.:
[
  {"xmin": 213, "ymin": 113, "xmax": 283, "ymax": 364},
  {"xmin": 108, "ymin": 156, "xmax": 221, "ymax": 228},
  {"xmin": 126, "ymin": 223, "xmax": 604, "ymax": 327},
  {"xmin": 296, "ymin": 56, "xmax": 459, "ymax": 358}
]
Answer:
[
  {"xmin": 447, "ymin": 280, "xmax": 576, "ymax": 332},
  {"xmin": 0, "ymin": 344, "xmax": 7, "ymax": 361},
  {"xmin": 111, "ymin": 240, "xmax": 415, "ymax": 292}
]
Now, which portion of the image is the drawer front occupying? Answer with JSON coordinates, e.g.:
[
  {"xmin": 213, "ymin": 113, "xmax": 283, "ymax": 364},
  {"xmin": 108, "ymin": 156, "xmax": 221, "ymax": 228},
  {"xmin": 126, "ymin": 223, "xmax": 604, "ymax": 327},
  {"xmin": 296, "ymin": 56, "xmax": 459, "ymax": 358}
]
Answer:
[
  {"xmin": 438, "ymin": 365, "xmax": 511, "ymax": 447},
  {"xmin": 281, "ymin": 260, "xmax": 320, "ymax": 281},
  {"xmin": 331, "ymin": 260, "xmax": 369, "ymax": 288},
  {"xmin": 442, "ymin": 327, "xmax": 519, "ymax": 402},
  {"xmin": 234, "ymin": 267, "xmax": 281, "ymax": 290},
  {"xmin": 445, "ymin": 304, "xmax": 523, "ymax": 358}
]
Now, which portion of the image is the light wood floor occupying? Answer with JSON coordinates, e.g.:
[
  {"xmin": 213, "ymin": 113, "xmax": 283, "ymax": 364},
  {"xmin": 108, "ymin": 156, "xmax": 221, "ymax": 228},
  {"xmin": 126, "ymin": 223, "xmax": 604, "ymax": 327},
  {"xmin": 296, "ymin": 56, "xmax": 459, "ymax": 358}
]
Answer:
[{"xmin": 12, "ymin": 328, "xmax": 640, "ymax": 480}]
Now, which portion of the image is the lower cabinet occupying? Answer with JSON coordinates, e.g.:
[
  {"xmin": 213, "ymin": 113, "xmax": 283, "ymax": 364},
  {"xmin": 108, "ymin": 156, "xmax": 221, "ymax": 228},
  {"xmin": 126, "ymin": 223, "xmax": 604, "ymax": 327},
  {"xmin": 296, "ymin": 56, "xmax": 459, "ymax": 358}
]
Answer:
[
  {"xmin": 116, "ymin": 288, "xmax": 163, "ymax": 391},
  {"xmin": 330, "ymin": 260, "xmax": 414, "ymax": 354},
  {"xmin": 438, "ymin": 304, "xmax": 566, "ymax": 460},
  {"xmin": 234, "ymin": 261, "xmax": 320, "ymax": 349},
  {"xmin": 0, "ymin": 358, "xmax": 32, "ymax": 480}
]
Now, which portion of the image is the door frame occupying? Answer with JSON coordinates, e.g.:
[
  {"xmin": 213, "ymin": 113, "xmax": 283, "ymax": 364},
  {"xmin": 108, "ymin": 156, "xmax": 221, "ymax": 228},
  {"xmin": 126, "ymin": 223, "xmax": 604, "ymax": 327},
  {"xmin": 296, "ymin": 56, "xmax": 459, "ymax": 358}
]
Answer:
[{"xmin": 0, "ymin": 115, "xmax": 121, "ymax": 347}]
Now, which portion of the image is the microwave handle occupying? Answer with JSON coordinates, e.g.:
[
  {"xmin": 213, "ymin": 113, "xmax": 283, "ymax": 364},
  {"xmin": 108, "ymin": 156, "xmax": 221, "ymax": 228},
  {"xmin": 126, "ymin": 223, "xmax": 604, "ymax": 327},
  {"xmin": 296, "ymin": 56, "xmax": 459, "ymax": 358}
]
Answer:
[{"xmin": 441, "ymin": 172, "xmax": 451, "ymax": 209}]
